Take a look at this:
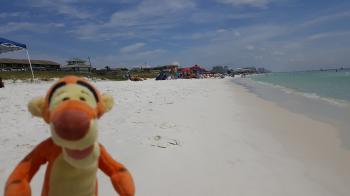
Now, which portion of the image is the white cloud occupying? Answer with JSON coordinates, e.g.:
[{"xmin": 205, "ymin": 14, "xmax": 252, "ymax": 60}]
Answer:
[
  {"xmin": 94, "ymin": 48, "xmax": 167, "ymax": 66},
  {"xmin": 107, "ymin": 0, "xmax": 195, "ymax": 27},
  {"xmin": 166, "ymin": 19, "xmax": 350, "ymax": 71},
  {"xmin": 0, "ymin": 22, "xmax": 65, "ymax": 34},
  {"xmin": 29, "ymin": 0, "xmax": 92, "ymax": 19},
  {"xmin": 173, "ymin": 28, "xmax": 238, "ymax": 40},
  {"xmin": 0, "ymin": 22, "xmax": 34, "ymax": 33},
  {"xmin": 190, "ymin": 10, "xmax": 259, "ymax": 23},
  {"xmin": 53, "ymin": 23, "xmax": 65, "ymax": 27},
  {"xmin": 120, "ymin": 42, "xmax": 145, "ymax": 53},
  {"xmin": 173, "ymin": 32, "xmax": 213, "ymax": 40},
  {"xmin": 202, "ymin": 25, "xmax": 285, "ymax": 43},
  {"xmin": 216, "ymin": 0, "xmax": 276, "ymax": 8},
  {"xmin": 72, "ymin": 0, "xmax": 196, "ymax": 40},
  {"xmin": 301, "ymin": 11, "xmax": 350, "ymax": 27},
  {"xmin": 246, "ymin": 45, "xmax": 255, "ymax": 50},
  {"xmin": 0, "ymin": 12, "xmax": 26, "ymax": 18},
  {"xmin": 271, "ymin": 51, "xmax": 285, "ymax": 56},
  {"xmin": 136, "ymin": 49, "xmax": 166, "ymax": 57},
  {"xmin": 16, "ymin": 0, "xmax": 350, "ymax": 71},
  {"xmin": 306, "ymin": 31, "xmax": 350, "ymax": 41}
]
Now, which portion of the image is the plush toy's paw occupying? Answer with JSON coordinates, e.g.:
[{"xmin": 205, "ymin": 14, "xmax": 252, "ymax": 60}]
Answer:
[
  {"xmin": 111, "ymin": 172, "xmax": 135, "ymax": 196},
  {"xmin": 5, "ymin": 179, "xmax": 31, "ymax": 196}
]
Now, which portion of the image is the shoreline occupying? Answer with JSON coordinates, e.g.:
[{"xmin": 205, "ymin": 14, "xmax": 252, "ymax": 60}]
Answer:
[
  {"xmin": 0, "ymin": 78, "xmax": 349, "ymax": 195},
  {"xmin": 227, "ymin": 79, "xmax": 350, "ymax": 193},
  {"xmin": 233, "ymin": 77, "xmax": 350, "ymax": 150}
]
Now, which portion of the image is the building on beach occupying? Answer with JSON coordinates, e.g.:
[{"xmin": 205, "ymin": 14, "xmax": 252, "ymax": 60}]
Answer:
[
  {"xmin": 61, "ymin": 58, "xmax": 92, "ymax": 72},
  {"xmin": 0, "ymin": 58, "xmax": 60, "ymax": 71},
  {"xmin": 232, "ymin": 67, "xmax": 257, "ymax": 75}
]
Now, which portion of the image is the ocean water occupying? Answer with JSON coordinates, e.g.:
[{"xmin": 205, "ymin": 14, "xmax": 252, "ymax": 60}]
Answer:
[
  {"xmin": 250, "ymin": 70, "xmax": 350, "ymax": 103},
  {"xmin": 232, "ymin": 71, "xmax": 350, "ymax": 149}
]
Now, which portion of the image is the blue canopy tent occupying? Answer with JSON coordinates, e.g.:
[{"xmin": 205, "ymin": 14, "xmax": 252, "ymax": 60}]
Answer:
[{"xmin": 0, "ymin": 37, "xmax": 34, "ymax": 80}]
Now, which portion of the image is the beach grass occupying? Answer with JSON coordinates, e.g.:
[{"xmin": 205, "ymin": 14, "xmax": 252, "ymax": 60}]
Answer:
[
  {"xmin": 0, "ymin": 71, "xmax": 127, "ymax": 81},
  {"xmin": 129, "ymin": 69, "xmax": 160, "ymax": 79},
  {"xmin": 0, "ymin": 71, "xmax": 90, "ymax": 80},
  {"xmin": 0, "ymin": 70, "xmax": 160, "ymax": 81}
]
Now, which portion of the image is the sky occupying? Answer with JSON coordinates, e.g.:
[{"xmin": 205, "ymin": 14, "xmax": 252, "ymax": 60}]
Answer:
[{"xmin": 1, "ymin": 0, "xmax": 350, "ymax": 71}]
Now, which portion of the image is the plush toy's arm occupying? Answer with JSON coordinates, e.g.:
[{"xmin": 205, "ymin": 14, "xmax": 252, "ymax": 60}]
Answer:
[
  {"xmin": 98, "ymin": 144, "xmax": 135, "ymax": 196},
  {"xmin": 4, "ymin": 139, "xmax": 50, "ymax": 196}
]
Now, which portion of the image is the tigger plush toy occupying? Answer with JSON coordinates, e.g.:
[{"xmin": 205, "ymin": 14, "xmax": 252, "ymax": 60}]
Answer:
[{"xmin": 4, "ymin": 76, "xmax": 135, "ymax": 196}]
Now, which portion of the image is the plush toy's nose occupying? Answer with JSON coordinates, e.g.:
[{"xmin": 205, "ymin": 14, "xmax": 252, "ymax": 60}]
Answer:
[{"xmin": 52, "ymin": 108, "xmax": 90, "ymax": 140}]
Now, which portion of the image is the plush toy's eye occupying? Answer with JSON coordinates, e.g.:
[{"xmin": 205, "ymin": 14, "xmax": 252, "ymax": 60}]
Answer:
[
  {"xmin": 80, "ymin": 97, "xmax": 86, "ymax": 101},
  {"xmin": 62, "ymin": 97, "xmax": 70, "ymax": 101}
]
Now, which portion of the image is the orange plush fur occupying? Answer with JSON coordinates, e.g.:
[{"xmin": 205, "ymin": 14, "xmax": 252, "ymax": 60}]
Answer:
[{"xmin": 5, "ymin": 76, "xmax": 135, "ymax": 196}]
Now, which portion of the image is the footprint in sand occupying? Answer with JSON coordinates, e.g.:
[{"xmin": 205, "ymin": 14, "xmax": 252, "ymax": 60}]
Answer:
[
  {"xmin": 150, "ymin": 135, "xmax": 181, "ymax": 148},
  {"xmin": 15, "ymin": 143, "xmax": 35, "ymax": 149},
  {"xmin": 159, "ymin": 122, "xmax": 176, "ymax": 129}
]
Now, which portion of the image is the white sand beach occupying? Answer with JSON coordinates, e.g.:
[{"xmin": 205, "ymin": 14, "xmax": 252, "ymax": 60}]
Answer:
[{"xmin": 0, "ymin": 78, "xmax": 349, "ymax": 195}]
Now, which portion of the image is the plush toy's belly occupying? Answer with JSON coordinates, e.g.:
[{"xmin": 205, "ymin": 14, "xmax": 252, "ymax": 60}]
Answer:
[{"xmin": 49, "ymin": 154, "xmax": 98, "ymax": 196}]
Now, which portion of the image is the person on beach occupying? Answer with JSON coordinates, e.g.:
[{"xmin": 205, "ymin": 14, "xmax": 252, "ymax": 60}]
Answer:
[{"xmin": 0, "ymin": 77, "xmax": 4, "ymax": 88}]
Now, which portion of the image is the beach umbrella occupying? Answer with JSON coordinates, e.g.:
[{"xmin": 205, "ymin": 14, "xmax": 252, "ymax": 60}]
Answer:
[{"xmin": 0, "ymin": 37, "xmax": 34, "ymax": 80}]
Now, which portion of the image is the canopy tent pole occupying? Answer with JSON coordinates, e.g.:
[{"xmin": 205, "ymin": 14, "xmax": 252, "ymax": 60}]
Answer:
[
  {"xmin": 0, "ymin": 37, "xmax": 35, "ymax": 81},
  {"xmin": 25, "ymin": 49, "xmax": 35, "ymax": 81}
]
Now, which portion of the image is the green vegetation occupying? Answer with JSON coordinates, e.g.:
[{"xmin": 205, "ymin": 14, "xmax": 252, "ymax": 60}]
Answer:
[
  {"xmin": 0, "ymin": 71, "xmax": 128, "ymax": 81},
  {"xmin": 211, "ymin": 66, "xmax": 229, "ymax": 74},
  {"xmin": 129, "ymin": 69, "xmax": 160, "ymax": 79},
  {"xmin": 0, "ymin": 69, "xmax": 161, "ymax": 81}
]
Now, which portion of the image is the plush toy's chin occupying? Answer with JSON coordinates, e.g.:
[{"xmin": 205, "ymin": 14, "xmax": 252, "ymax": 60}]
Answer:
[
  {"xmin": 62, "ymin": 143, "xmax": 100, "ymax": 169},
  {"xmin": 65, "ymin": 145, "xmax": 94, "ymax": 160},
  {"xmin": 49, "ymin": 118, "xmax": 100, "ymax": 168}
]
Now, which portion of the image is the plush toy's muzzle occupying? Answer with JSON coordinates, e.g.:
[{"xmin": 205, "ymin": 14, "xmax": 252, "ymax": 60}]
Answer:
[
  {"xmin": 49, "ymin": 100, "xmax": 99, "ymax": 163},
  {"xmin": 51, "ymin": 100, "xmax": 95, "ymax": 141}
]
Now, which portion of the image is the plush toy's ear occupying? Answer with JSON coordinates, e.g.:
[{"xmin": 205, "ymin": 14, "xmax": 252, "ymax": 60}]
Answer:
[
  {"xmin": 102, "ymin": 94, "xmax": 114, "ymax": 113},
  {"xmin": 28, "ymin": 97, "xmax": 45, "ymax": 117}
]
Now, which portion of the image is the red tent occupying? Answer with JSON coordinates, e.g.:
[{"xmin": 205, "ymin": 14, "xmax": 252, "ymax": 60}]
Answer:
[{"xmin": 181, "ymin": 67, "xmax": 191, "ymax": 73}]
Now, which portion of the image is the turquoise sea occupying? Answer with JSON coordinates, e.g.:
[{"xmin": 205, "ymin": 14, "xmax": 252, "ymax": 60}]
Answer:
[
  {"xmin": 233, "ymin": 70, "xmax": 350, "ymax": 149},
  {"xmin": 250, "ymin": 70, "xmax": 350, "ymax": 103}
]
